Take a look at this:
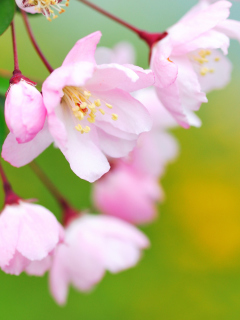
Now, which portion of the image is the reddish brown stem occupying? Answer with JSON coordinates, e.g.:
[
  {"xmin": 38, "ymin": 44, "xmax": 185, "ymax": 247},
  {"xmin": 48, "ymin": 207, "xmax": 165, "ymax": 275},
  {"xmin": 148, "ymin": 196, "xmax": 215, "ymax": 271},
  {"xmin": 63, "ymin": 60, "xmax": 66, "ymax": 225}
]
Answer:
[
  {"xmin": 11, "ymin": 21, "xmax": 20, "ymax": 71},
  {"xmin": 21, "ymin": 10, "xmax": 54, "ymax": 73},
  {"xmin": 29, "ymin": 162, "xmax": 79, "ymax": 225},
  {"xmin": 78, "ymin": 0, "xmax": 168, "ymax": 49},
  {"xmin": 0, "ymin": 162, "xmax": 20, "ymax": 206}
]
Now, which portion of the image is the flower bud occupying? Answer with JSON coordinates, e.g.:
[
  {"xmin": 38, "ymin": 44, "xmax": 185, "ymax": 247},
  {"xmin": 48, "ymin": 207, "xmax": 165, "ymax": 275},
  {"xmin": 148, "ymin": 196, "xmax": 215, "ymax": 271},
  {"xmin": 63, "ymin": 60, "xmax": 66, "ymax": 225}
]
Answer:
[{"xmin": 5, "ymin": 73, "xmax": 46, "ymax": 144}]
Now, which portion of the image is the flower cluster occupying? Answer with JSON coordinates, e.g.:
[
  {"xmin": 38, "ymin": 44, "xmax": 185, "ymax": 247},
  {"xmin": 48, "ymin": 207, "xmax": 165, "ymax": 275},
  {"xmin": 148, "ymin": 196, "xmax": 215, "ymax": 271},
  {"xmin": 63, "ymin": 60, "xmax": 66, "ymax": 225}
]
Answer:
[{"xmin": 0, "ymin": 0, "xmax": 239, "ymax": 305}]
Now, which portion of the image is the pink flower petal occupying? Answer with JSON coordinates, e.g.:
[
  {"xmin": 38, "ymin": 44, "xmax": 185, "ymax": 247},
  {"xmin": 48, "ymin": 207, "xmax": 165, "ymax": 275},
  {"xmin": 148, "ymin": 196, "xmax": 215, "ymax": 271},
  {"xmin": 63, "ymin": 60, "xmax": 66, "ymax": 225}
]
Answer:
[
  {"xmin": 43, "ymin": 62, "xmax": 95, "ymax": 114},
  {"xmin": 168, "ymin": 1, "xmax": 231, "ymax": 45},
  {"xmin": 93, "ymin": 89, "xmax": 152, "ymax": 135},
  {"xmin": 26, "ymin": 255, "xmax": 52, "ymax": 276},
  {"xmin": 216, "ymin": 19, "xmax": 240, "ymax": 42},
  {"xmin": 1, "ymin": 122, "xmax": 53, "ymax": 167},
  {"xmin": 62, "ymin": 31, "xmax": 101, "ymax": 66},
  {"xmin": 96, "ymin": 127, "xmax": 137, "ymax": 158},
  {"xmin": 151, "ymin": 38, "xmax": 178, "ymax": 88}
]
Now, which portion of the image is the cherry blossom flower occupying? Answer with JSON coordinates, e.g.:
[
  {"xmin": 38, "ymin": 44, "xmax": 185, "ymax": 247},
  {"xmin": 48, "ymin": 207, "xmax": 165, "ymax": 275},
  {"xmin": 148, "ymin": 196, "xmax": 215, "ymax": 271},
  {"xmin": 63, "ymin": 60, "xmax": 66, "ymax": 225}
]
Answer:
[
  {"xmin": 5, "ymin": 77, "xmax": 46, "ymax": 144},
  {"xmin": 93, "ymin": 88, "xmax": 179, "ymax": 224},
  {"xmin": 15, "ymin": 0, "xmax": 70, "ymax": 21},
  {"xmin": 151, "ymin": 0, "xmax": 238, "ymax": 128},
  {"xmin": 0, "ymin": 201, "xmax": 63, "ymax": 276},
  {"xmin": 2, "ymin": 32, "xmax": 153, "ymax": 183},
  {"xmin": 49, "ymin": 213, "xmax": 149, "ymax": 304}
]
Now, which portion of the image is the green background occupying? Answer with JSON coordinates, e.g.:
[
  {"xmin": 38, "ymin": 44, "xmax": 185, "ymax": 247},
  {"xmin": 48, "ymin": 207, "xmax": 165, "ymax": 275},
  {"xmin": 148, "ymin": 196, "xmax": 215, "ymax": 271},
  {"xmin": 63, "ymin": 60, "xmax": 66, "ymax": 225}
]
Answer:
[{"xmin": 1, "ymin": 0, "xmax": 240, "ymax": 319}]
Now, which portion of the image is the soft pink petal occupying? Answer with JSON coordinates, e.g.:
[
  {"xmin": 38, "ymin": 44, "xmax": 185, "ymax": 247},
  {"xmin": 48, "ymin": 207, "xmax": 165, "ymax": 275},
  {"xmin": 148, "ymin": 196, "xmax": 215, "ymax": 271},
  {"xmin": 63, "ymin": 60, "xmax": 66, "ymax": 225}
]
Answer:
[
  {"xmin": 151, "ymin": 38, "xmax": 178, "ymax": 88},
  {"xmin": 132, "ymin": 131, "xmax": 179, "ymax": 177},
  {"xmin": 174, "ymin": 55, "xmax": 207, "ymax": 111},
  {"xmin": 53, "ymin": 104, "xmax": 110, "ymax": 182},
  {"xmin": 62, "ymin": 32, "xmax": 101, "ymax": 66},
  {"xmin": 95, "ymin": 42, "xmax": 135, "ymax": 65},
  {"xmin": 172, "ymin": 30, "xmax": 229, "ymax": 55},
  {"xmin": 1, "ymin": 122, "xmax": 53, "ymax": 167},
  {"xmin": 2, "ymin": 251, "xmax": 30, "ymax": 275},
  {"xmin": 15, "ymin": 202, "xmax": 62, "ymax": 261},
  {"xmin": 42, "ymin": 62, "xmax": 95, "ymax": 113},
  {"xmin": 133, "ymin": 88, "xmax": 178, "ymax": 129},
  {"xmin": 0, "ymin": 205, "xmax": 21, "ymax": 267},
  {"xmin": 86, "ymin": 64, "xmax": 139, "ymax": 92},
  {"xmin": 216, "ymin": 19, "xmax": 240, "ymax": 42},
  {"xmin": 93, "ymin": 89, "xmax": 152, "ymax": 135},
  {"xmin": 155, "ymin": 83, "xmax": 190, "ymax": 128},
  {"xmin": 97, "ymin": 127, "xmax": 137, "ymax": 158},
  {"xmin": 50, "ymin": 227, "xmax": 105, "ymax": 305},
  {"xmin": 93, "ymin": 167, "xmax": 161, "ymax": 225},
  {"xmin": 79, "ymin": 215, "xmax": 150, "ymax": 248},
  {"xmin": 168, "ymin": 1, "xmax": 231, "ymax": 46},
  {"xmin": 26, "ymin": 255, "xmax": 52, "ymax": 276}
]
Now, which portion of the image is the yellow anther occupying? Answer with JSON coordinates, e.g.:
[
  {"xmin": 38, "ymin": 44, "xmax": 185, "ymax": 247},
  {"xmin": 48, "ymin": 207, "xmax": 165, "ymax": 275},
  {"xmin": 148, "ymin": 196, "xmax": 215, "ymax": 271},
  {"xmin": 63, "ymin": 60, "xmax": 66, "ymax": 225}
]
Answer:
[
  {"xmin": 49, "ymin": 9, "xmax": 54, "ymax": 13},
  {"xmin": 99, "ymin": 108, "xmax": 105, "ymax": 115},
  {"xmin": 199, "ymin": 50, "xmax": 207, "ymax": 58},
  {"xmin": 88, "ymin": 103, "xmax": 96, "ymax": 110},
  {"xmin": 47, "ymin": 17, "xmax": 52, "ymax": 21},
  {"xmin": 53, "ymin": 15, "xmax": 58, "ymax": 19},
  {"xmin": 75, "ymin": 124, "xmax": 83, "ymax": 132},
  {"xmin": 206, "ymin": 50, "xmax": 211, "ymax": 55},
  {"xmin": 111, "ymin": 113, "xmax": 118, "ymax": 121},
  {"xmin": 215, "ymin": 57, "xmax": 220, "ymax": 62},
  {"xmin": 200, "ymin": 67, "xmax": 209, "ymax": 76},
  {"xmin": 87, "ymin": 117, "xmax": 95, "ymax": 123},
  {"xmin": 66, "ymin": 2, "xmax": 69, "ymax": 6},
  {"xmin": 89, "ymin": 112, "xmax": 96, "ymax": 118},
  {"xmin": 106, "ymin": 103, "xmax": 113, "ymax": 109},
  {"xmin": 194, "ymin": 56, "xmax": 208, "ymax": 64},
  {"xmin": 209, "ymin": 69, "xmax": 214, "ymax": 73},
  {"xmin": 84, "ymin": 91, "xmax": 91, "ymax": 98},
  {"xmin": 94, "ymin": 99, "xmax": 101, "ymax": 107},
  {"xmin": 83, "ymin": 126, "xmax": 91, "ymax": 133},
  {"xmin": 59, "ymin": 9, "xmax": 65, "ymax": 13}
]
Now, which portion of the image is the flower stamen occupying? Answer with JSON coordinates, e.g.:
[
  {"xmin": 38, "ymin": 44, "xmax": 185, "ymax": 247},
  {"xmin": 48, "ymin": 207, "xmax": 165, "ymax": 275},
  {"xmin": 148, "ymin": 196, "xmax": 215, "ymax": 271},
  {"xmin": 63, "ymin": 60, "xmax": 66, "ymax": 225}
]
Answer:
[{"xmin": 62, "ymin": 86, "xmax": 118, "ymax": 133}]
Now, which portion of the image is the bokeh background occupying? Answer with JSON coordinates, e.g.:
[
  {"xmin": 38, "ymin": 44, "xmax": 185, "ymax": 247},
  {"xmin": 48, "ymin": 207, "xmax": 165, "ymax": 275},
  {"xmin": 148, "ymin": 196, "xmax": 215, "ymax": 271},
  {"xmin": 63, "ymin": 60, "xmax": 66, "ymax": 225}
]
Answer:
[{"xmin": 1, "ymin": 0, "xmax": 240, "ymax": 319}]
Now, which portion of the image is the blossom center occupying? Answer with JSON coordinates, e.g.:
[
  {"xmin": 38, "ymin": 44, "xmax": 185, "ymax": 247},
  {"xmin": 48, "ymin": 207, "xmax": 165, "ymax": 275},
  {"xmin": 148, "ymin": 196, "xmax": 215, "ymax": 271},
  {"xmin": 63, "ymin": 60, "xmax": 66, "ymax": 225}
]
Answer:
[
  {"xmin": 62, "ymin": 86, "xmax": 118, "ymax": 134},
  {"xmin": 22, "ymin": 0, "xmax": 69, "ymax": 21},
  {"xmin": 192, "ymin": 50, "xmax": 220, "ymax": 76}
]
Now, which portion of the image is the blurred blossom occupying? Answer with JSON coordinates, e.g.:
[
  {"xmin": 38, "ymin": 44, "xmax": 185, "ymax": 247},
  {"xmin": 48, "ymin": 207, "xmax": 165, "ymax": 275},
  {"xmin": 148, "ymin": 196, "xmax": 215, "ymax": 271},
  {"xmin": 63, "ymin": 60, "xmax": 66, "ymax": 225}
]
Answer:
[
  {"xmin": 151, "ymin": 0, "xmax": 239, "ymax": 128},
  {"xmin": 2, "ymin": 32, "xmax": 154, "ymax": 183},
  {"xmin": 95, "ymin": 41, "xmax": 136, "ymax": 65},
  {"xmin": 93, "ymin": 87, "xmax": 179, "ymax": 224},
  {"xmin": 49, "ymin": 214, "xmax": 149, "ymax": 304},
  {"xmin": 0, "ymin": 201, "xmax": 63, "ymax": 276},
  {"xmin": 5, "ymin": 79, "xmax": 46, "ymax": 144},
  {"xmin": 15, "ymin": 0, "xmax": 70, "ymax": 21}
]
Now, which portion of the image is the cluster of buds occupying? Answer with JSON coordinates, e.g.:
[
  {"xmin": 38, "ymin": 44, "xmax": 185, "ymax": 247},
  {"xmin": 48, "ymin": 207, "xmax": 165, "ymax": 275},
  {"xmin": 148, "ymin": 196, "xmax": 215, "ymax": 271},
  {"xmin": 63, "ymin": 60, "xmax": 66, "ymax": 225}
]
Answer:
[{"xmin": 0, "ymin": 0, "xmax": 239, "ymax": 305}]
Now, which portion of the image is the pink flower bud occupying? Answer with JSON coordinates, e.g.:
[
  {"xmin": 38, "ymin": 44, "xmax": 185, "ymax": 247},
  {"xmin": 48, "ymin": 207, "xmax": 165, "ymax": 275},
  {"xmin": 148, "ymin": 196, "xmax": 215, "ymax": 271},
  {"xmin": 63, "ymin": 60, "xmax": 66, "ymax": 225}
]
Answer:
[{"xmin": 5, "ymin": 79, "xmax": 46, "ymax": 143}]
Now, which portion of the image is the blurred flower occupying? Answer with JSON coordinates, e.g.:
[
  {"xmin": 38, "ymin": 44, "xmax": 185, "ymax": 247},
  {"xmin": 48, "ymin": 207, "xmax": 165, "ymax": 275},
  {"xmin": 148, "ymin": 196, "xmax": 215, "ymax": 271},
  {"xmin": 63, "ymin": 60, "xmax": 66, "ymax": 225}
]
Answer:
[
  {"xmin": 151, "ymin": 0, "xmax": 237, "ymax": 128},
  {"xmin": 16, "ymin": 0, "xmax": 69, "ymax": 21},
  {"xmin": 0, "ymin": 201, "xmax": 63, "ymax": 276},
  {"xmin": 49, "ymin": 213, "xmax": 149, "ymax": 304},
  {"xmin": 3, "ymin": 32, "xmax": 154, "ymax": 183},
  {"xmin": 5, "ymin": 77, "xmax": 46, "ymax": 144},
  {"xmin": 93, "ymin": 88, "xmax": 179, "ymax": 224},
  {"xmin": 95, "ymin": 41, "xmax": 136, "ymax": 65}
]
